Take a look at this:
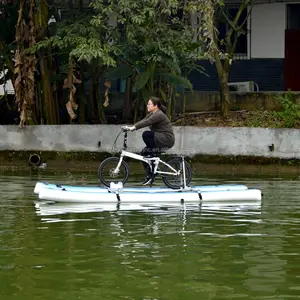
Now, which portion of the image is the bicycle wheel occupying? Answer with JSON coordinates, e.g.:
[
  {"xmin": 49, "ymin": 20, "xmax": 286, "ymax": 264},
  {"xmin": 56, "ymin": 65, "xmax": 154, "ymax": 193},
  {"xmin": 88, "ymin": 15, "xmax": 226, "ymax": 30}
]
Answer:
[
  {"xmin": 161, "ymin": 157, "xmax": 192, "ymax": 189},
  {"xmin": 98, "ymin": 157, "xmax": 129, "ymax": 187}
]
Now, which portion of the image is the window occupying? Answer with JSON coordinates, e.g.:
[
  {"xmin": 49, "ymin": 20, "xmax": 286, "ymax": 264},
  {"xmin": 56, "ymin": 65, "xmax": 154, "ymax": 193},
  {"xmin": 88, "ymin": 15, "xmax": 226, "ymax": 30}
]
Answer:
[
  {"xmin": 217, "ymin": 6, "xmax": 248, "ymax": 58},
  {"xmin": 287, "ymin": 4, "xmax": 300, "ymax": 29}
]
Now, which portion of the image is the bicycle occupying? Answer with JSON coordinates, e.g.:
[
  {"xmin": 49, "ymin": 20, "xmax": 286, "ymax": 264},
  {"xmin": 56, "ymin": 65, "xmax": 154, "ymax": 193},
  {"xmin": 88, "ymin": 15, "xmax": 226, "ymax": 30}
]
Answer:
[{"xmin": 98, "ymin": 127, "xmax": 192, "ymax": 189}]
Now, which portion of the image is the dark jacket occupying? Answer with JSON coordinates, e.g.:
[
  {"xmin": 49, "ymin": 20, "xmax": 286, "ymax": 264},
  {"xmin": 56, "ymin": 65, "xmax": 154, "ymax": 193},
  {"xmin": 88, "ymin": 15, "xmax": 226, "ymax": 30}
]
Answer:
[{"xmin": 134, "ymin": 109, "xmax": 175, "ymax": 150}]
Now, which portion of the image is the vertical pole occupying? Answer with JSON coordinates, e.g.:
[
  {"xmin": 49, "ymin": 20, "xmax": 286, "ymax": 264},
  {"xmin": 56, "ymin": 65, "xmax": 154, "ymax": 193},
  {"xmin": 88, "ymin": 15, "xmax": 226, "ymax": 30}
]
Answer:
[{"xmin": 182, "ymin": 156, "xmax": 187, "ymax": 190}]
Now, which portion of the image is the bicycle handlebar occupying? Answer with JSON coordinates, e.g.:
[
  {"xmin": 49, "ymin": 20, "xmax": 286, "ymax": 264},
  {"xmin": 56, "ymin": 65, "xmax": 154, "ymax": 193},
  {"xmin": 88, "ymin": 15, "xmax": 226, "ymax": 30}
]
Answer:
[{"xmin": 121, "ymin": 126, "xmax": 130, "ymax": 132}]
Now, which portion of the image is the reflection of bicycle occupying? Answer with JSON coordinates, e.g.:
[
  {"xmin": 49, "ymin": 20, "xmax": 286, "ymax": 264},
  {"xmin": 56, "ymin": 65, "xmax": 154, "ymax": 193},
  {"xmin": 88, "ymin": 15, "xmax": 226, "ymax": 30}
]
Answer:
[{"xmin": 98, "ymin": 128, "xmax": 192, "ymax": 189}]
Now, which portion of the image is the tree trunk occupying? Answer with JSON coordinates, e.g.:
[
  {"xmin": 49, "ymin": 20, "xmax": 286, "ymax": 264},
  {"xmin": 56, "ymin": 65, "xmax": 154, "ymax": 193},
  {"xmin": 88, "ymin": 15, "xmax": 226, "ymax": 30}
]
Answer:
[
  {"xmin": 89, "ymin": 77, "xmax": 95, "ymax": 121},
  {"xmin": 220, "ymin": 77, "xmax": 230, "ymax": 117},
  {"xmin": 215, "ymin": 55, "xmax": 230, "ymax": 117},
  {"xmin": 96, "ymin": 86, "xmax": 107, "ymax": 124},
  {"xmin": 88, "ymin": 65, "xmax": 98, "ymax": 122},
  {"xmin": 167, "ymin": 84, "xmax": 173, "ymax": 119},
  {"xmin": 14, "ymin": 0, "xmax": 38, "ymax": 127},
  {"xmin": 181, "ymin": 92, "xmax": 186, "ymax": 125},
  {"xmin": 95, "ymin": 71, "xmax": 106, "ymax": 124},
  {"xmin": 171, "ymin": 92, "xmax": 176, "ymax": 120},
  {"xmin": 36, "ymin": 80, "xmax": 44, "ymax": 124},
  {"xmin": 122, "ymin": 76, "xmax": 133, "ymax": 121},
  {"xmin": 133, "ymin": 91, "xmax": 140, "ymax": 123},
  {"xmin": 40, "ymin": 57, "xmax": 59, "ymax": 124}
]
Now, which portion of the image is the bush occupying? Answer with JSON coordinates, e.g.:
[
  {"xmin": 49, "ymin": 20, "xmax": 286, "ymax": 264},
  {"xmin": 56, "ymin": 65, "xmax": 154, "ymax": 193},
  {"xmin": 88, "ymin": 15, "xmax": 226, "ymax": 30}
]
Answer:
[{"xmin": 275, "ymin": 92, "xmax": 300, "ymax": 128}]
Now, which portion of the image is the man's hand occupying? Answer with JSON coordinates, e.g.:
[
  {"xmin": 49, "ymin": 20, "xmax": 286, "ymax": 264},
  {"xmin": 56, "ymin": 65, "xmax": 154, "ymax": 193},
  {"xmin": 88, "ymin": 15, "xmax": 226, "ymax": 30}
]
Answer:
[{"xmin": 121, "ymin": 125, "xmax": 136, "ymax": 132}]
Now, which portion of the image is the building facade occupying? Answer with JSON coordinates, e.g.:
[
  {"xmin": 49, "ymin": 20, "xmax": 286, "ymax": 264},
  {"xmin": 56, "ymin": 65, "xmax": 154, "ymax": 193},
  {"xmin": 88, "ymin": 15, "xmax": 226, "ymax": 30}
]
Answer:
[{"xmin": 189, "ymin": 1, "xmax": 300, "ymax": 92}]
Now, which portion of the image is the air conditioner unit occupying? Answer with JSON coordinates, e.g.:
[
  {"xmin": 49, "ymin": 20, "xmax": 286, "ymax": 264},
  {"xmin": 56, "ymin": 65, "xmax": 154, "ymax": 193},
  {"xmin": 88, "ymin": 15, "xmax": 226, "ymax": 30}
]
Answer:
[
  {"xmin": 228, "ymin": 81, "xmax": 255, "ymax": 92},
  {"xmin": 0, "ymin": 70, "xmax": 15, "ymax": 95}
]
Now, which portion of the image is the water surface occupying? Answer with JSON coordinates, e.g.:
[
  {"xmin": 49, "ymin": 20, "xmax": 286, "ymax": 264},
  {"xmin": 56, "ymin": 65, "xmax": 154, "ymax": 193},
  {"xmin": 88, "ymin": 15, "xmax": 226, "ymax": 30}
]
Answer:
[{"xmin": 1, "ymin": 174, "xmax": 300, "ymax": 299}]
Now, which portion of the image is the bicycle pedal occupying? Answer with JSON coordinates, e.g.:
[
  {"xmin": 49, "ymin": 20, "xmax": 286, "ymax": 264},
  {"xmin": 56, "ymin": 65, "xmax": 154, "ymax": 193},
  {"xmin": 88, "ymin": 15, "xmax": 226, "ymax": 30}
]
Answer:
[{"xmin": 142, "ymin": 176, "xmax": 154, "ymax": 186}]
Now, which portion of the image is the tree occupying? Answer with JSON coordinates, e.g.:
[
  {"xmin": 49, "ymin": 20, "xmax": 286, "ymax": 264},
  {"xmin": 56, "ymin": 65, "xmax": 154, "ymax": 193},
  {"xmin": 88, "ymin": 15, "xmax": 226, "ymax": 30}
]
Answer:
[
  {"xmin": 14, "ymin": 0, "xmax": 40, "ymax": 127},
  {"xmin": 91, "ymin": 0, "xmax": 206, "ymax": 121},
  {"xmin": 0, "ymin": 0, "xmax": 60, "ymax": 126},
  {"xmin": 1, "ymin": 0, "xmax": 207, "ymax": 125},
  {"xmin": 0, "ymin": 0, "xmax": 18, "ymax": 83},
  {"xmin": 187, "ymin": 0, "xmax": 253, "ymax": 117},
  {"xmin": 0, "ymin": 0, "xmax": 19, "ymax": 124},
  {"xmin": 30, "ymin": 0, "xmax": 120, "ymax": 124}
]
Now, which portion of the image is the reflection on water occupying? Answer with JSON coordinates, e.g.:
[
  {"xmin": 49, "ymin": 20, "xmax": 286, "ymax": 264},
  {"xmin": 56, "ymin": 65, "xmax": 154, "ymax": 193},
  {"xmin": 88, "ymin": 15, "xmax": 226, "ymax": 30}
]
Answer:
[
  {"xmin": 34, "ymin": 200, "xmax": 262, "ymax": 218},
  {"xmin": 1, "ymin": 174, "xmax": 300, "ymax": 299}
]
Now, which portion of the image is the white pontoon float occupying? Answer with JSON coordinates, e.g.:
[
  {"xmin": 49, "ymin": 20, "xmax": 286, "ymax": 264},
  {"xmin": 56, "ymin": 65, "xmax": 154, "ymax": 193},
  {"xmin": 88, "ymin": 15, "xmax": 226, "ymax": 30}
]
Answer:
[{"xmin": 34, "ymin": 182, "xmax": 262, "ymax": 204}]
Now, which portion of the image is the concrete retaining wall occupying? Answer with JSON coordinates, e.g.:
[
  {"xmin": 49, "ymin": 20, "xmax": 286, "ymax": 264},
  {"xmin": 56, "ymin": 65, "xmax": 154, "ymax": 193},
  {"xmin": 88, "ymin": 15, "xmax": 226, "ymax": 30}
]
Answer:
[{"xmin": 1, "ymin": 125, "xmax": 300, "ymax": 159}]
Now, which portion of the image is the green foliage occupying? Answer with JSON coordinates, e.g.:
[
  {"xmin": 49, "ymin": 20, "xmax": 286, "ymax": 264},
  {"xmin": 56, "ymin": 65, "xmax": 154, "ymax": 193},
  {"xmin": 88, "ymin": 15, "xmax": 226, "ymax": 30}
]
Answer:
[
  {"xmin": 105, "ymin": 64, "xmax": 135, "ymax": 80},
  {"xmin": 275, "ymin": 92, "xmax": 300, "ymax": 128},
  {"xmin": 91, "ymin": 0, "xmax": 206, "ymax": 110},
  {"xmin": 134, "ymin": 71, "xmax": 151, "ymax": 91},
  {"xmin": 30, "ymin": 11, "xmax": 120, "ymax": 66},
  {"xmin": 1, "ymin": 0, "xmax": 210, "ymax": 124},
  {"xmin": 243, "ymin": 97, "xmax": 300, "ymax": 128},
  {"xmin": 0, "ymin": 1, "xmax": 18, "ymax": 81},
  {"xmin": 158, "ymin": 72, "xmax": 193, "ymax": 90}
]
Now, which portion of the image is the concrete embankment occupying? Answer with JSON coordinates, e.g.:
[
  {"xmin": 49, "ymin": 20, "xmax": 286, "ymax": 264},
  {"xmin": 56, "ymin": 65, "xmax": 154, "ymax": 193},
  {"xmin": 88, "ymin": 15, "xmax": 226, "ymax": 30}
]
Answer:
[{"xmin": 1, "ymin": 125, "xmax": 300, "ymax": 176}]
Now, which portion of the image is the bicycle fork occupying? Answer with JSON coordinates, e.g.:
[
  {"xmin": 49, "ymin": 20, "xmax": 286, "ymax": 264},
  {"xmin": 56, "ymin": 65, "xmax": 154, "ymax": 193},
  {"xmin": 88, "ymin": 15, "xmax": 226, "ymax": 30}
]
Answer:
[{"xmin": 113, "ymin": 155, "xmax": 124, "ymax": 174}]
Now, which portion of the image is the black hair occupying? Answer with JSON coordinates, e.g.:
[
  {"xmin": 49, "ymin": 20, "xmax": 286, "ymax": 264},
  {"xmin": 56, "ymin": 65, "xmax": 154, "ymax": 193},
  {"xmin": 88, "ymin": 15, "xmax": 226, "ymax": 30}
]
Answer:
[{"xmin": 150, "ymin": 96, "xmax": 167, "ymax": 114}]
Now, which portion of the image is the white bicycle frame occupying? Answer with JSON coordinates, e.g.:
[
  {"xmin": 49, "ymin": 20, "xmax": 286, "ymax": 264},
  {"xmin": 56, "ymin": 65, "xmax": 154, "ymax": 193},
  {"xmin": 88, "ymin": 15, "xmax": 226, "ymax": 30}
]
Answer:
[
  {"xmin": 111, "ymin": 130, "xmax": 189, "ymax": 189},
  {"xmin": 115, "ymin": 150, "xmax": 179, "ymax": 176}
]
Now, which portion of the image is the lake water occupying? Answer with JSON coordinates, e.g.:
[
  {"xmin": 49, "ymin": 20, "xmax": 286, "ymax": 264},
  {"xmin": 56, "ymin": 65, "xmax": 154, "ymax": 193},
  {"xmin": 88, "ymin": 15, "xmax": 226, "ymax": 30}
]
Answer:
[{"xmin": 1, "ymin": 173, "xmax": 300, "ymax": 299}]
